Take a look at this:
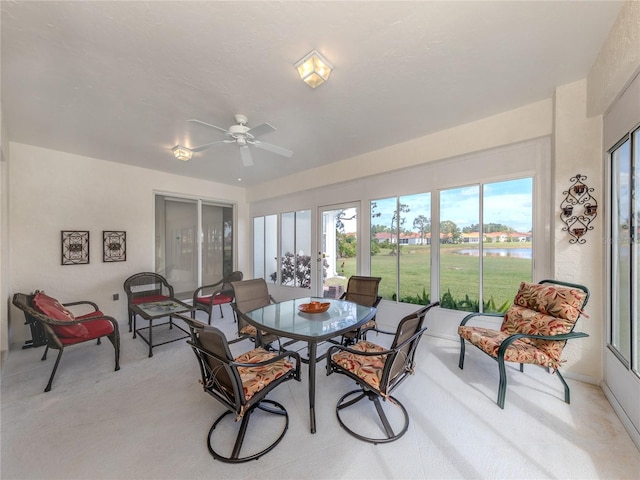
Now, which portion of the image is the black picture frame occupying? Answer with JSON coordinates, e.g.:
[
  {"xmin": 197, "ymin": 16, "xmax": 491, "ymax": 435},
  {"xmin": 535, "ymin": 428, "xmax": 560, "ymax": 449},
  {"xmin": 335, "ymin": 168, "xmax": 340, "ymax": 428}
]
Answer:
[
  {"xmin": 61, "ymin": 231, "xmax": 90, "ymax": 265},
  {"xmin": 103, "ymin": 231, "xmax": 126, "ymax": 262}
]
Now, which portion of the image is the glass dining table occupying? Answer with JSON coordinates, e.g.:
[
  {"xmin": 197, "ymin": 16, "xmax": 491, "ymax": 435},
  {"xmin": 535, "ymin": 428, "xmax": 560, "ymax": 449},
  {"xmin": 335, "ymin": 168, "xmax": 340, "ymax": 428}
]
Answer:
[{"xmin": 242, "ymin": 296, "xmax": 377, "ymax": 434}]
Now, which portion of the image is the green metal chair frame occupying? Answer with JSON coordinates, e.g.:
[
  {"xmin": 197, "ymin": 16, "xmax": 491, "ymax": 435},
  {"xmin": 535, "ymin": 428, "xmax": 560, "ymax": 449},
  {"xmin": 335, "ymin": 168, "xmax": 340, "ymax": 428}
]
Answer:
[{"xmin": 458, "ymin": 279, "xmax": 590, "ymax": 409}]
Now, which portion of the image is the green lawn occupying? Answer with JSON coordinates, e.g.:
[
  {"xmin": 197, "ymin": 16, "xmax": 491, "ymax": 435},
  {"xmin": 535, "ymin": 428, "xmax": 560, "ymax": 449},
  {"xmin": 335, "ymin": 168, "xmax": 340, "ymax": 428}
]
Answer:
[{"xmin": 330, "ymin": 243, "xmax": 532, "ymax": 312}]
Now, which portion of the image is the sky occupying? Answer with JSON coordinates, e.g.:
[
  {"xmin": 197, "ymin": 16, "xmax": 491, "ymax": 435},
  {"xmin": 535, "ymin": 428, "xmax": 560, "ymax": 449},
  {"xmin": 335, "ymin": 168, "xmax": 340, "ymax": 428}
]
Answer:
[{"xmin": 372, "ymin": 177, "xmax": 533, "ymax": 233}]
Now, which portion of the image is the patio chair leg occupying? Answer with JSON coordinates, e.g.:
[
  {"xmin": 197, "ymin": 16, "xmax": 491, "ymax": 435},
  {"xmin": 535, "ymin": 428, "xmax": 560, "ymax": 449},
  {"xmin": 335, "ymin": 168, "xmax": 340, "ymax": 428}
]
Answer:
[
  {"xmin": 373, "ymin": 397, "xmax": 396, "ymax": 439},
  {"xmin": 497, "ymin": 356, "xmax": 508, "ymax": 409},
  {"xmin": 230, "ymin": 409, "xmax": 253, "ymax": 460},
  {"xmin": 458, "ymin": 338, "xmax": 466, "ymax": 369},
  {"xmin": 45, "ymin": 349, "xmax": 64, "ymax": 392},
  {"xmin": 41, "ymin": 345, "xmax": 49, "ymax": 361},
  {"xmin": 556, "ymin": 369, "xmax": 571, "ymax": 404}
]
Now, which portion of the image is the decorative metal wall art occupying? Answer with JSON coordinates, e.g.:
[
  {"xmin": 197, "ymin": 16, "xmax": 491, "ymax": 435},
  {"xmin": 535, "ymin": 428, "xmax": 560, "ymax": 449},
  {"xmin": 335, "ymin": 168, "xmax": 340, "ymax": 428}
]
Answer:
[
  {"xmin": 103, "ymin": 231, "xmax": 126, "ymax": 262},
  {"xmin": 560, "ymin": 173, "xmax": 598, "ymax": 244},
  {"xmin": 61, "ymin": 231, "xmax": 90, "ymax": 265}
]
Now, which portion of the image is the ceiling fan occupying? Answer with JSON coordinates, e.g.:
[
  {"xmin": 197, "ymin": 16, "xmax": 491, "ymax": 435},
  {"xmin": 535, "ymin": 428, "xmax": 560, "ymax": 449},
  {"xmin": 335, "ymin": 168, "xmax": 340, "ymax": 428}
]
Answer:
[{"xmin": 187, "ymin": 114, "xmax": 293, "ymax": 167}]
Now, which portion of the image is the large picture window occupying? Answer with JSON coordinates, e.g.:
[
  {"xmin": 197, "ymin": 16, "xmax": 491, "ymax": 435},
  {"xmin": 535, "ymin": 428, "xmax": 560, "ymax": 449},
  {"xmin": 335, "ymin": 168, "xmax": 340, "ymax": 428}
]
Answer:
[
  {"xmin": 371, "ymin": 193, "xmax": 431, "ymax": 303},
  {"xmin": 371, "ymin": 177, "xmax": 533, "ymax": 312}
]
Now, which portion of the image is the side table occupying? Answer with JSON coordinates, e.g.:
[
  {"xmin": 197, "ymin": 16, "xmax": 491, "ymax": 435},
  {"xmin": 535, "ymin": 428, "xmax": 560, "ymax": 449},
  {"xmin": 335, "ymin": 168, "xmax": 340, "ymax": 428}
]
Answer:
[{"xmin": 130, "ymin": 299, "xmax": 194, "ymax": 357}]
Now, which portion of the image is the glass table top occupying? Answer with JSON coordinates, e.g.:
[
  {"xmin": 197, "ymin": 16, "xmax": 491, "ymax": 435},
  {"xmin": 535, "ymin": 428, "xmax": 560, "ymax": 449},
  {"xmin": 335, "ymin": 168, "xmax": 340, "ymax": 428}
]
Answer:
[{"xmin": 243, "ymin": 297, "xmax": 376, "ymax": 340}]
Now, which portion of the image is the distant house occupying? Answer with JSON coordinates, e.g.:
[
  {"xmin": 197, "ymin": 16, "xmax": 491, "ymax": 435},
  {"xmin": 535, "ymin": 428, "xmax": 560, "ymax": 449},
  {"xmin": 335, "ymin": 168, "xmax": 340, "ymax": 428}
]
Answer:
[
  {"xmin": 485, "ymin": 232, "xmax": 508, "ymax": 243},
  {"xmin": 461, "ymin": 232, "xmax": 482, "ymax": 244}
]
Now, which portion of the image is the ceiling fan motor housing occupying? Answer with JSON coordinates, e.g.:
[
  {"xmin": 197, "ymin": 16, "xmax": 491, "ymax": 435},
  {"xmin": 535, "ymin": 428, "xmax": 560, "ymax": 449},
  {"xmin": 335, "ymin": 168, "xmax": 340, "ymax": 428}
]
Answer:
[{"xmin": 228, "ymin": 124, "xmax": 251, "ymax": 138}]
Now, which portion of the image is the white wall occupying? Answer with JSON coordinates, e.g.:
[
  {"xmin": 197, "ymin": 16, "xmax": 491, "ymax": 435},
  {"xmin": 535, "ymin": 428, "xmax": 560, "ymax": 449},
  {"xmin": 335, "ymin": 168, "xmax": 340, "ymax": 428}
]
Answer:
[
  {"xmin": 553, "ymin": 78, "xmax": 604, "ymax": 382},
  {"xmin": 7, "ymin": 143, "xmax": 248, "ymax": 346}
]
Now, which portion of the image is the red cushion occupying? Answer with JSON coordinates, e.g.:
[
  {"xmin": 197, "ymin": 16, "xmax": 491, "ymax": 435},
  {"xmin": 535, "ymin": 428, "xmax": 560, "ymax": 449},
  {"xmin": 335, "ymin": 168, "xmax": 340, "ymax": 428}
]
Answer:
[
  {"xmin": 196, "ymin": 294, "xmax": 233, "ymax": 306},
  {"xmin": 133, "ymin": 294, "xmax": 169, "ymax": 304},
  {"xmin": 33, "ymin": 292, "xmax": 89, "ymax": 338},
  {"xmin": 59, "ymin": 319, "xmax": 114, "ymax": 345}
]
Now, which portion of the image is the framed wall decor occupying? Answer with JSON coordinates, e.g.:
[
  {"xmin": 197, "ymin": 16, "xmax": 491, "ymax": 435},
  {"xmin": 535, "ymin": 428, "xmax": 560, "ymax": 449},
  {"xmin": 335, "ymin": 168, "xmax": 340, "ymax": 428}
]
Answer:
[
  {"xmin": 61, "ymin": 230, "xmax": 90, "ymax": 265},
  {"xmin": 103, "ymin": 231, "xmax": 126, "ymax": 262}
]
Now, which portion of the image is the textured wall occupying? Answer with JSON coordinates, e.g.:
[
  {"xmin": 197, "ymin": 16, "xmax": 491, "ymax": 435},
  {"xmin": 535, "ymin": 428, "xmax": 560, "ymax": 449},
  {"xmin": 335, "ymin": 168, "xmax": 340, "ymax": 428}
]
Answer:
[
  {"xmin": 553, "ymin": 79, "xmax": 604, "ymax": 380},
  {"xmin": 587, "ymin": 1, "xmax": 640, "ymax": 116},
  {"xmin": 7, "ymin": 143, "xmax": 249, "ymax": 345}
]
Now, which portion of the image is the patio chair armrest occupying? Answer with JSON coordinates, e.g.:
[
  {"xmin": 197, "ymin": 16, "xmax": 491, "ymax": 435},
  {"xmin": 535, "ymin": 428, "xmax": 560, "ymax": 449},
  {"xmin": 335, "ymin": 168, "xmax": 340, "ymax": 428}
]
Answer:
[
  {"xmin": 62, "ymin": 300, "xmax": 100, "ymax": 311},
  {"xmin": 497, "ymin": 331, "xmax": 590, "ymax": 358},
  {"xmin": 327, "ymin": 327, "xmax": 427, "ymax": 359},
  {"xmin": 459, "ymin": 311, "xmax": 503, "ymax": 327},
  {"xmin": 192, "ymin": 281, "xmax": 224, "ymax": 300}
]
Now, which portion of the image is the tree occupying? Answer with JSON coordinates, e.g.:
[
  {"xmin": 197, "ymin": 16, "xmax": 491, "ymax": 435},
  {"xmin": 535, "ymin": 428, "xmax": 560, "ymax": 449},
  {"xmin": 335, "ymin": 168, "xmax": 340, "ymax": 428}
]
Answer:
[
  {"xmin": 413, "ymin": 215, "xmax": 431, "ymax": 244},
  {"xmin": 391, "ymin": 203, "xmax": 410, "ymax": 233},
  {"xmin": 440, "ymin": 220, "xmax": 460, "ymax": 243}
]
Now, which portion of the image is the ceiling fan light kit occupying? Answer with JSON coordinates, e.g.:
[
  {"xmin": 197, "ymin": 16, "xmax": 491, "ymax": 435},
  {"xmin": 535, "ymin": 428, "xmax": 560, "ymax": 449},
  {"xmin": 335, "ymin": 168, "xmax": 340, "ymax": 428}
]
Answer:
[
  {"xmin": 295, "ymin": 49, "xmax": 333, "ymax": 88},
  {"xmin": 184, "ymin": 114, "xmax": 293, "ymax": 167},
  {"xmin": 172, "ymin": 145, "xmax": 192, "ymax": 161}
]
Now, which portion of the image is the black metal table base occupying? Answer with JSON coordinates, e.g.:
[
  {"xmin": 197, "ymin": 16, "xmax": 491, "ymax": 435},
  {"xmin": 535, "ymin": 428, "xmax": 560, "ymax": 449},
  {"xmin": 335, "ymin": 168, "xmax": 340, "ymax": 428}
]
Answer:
[{"xmin": 135, "ymin": 319, "xmax": 189, "ymax": 357}]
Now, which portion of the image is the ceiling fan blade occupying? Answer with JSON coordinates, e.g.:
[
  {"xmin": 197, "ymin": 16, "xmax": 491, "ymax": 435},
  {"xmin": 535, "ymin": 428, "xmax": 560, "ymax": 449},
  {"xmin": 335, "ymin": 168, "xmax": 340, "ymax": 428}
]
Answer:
[
  {"xmin": 247, "ymin": 122, "xmax": 276, "ymax": 138},
  {"xmin": 190, "ymin": 140, "xmax": 227, "ymax": 152},
  {"xmin": 187, "ymin": 119, "xmax": 229, "ymax": 134},
  {"xmin": 239, "ymin": 145, "xmax": 254, "ymax": 167},
  {"xmin": 254, "ymin": 140, "xmax": 293, "ymax": 158}
]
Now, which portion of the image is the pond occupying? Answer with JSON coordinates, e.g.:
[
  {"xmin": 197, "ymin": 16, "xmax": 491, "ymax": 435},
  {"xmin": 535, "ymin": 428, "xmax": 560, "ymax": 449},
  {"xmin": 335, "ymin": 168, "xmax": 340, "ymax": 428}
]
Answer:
[{"xmin": 455, "ymin": 247, "xmax": 532, "ymax": 259}]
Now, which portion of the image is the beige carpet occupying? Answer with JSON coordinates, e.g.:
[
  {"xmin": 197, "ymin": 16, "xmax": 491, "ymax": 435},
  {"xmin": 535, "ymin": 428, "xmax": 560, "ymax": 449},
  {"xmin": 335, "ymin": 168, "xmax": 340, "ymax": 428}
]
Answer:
[{"xmin": 2, "ymin": 305, "xmax": 639, "ymax": 479}]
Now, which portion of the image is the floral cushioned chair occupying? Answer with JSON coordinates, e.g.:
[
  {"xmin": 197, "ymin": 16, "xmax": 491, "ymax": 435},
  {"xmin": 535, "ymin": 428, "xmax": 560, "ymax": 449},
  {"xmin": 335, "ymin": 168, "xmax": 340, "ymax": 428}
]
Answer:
[
  {"xmin": 338, "ymin": 275, "xmax": 382, "ymax": 345},
  {"xmin": 229, "ymin": 278, "xmax": 280, "ymax": 348},
  {"xmin": 180, "ymin": 315, "xmax": 300, "ymax": 463},
  {"xmin": 458, "ymin": 279, "xmax": 589, "ymax": 409},
  {"xmin": 326, "ymin": 302, "xmax": 439, "ymax": 444},
  {"xmin": 12, "ymin": 292, "xmax": 120, "ymax": 392}
]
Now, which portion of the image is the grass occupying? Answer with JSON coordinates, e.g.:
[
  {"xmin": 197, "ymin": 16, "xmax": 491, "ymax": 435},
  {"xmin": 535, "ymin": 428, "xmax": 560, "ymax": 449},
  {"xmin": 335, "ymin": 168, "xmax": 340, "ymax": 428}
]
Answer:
[{"xmin": 330, "ymin": 243, "xmax": 532, "ymax": 311}]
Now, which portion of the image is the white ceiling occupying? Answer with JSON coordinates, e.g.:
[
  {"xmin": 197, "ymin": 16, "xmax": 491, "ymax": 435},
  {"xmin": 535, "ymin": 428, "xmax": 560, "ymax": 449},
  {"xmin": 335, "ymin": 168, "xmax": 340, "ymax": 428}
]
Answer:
[{"xmin": 1, "ymin": 1, "xmax": 623, "ymax": 187}]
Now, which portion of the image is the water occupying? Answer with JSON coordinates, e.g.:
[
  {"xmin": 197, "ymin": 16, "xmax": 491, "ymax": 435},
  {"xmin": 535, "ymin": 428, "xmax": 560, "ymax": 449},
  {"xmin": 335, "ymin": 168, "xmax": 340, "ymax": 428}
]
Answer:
[{"xmin": 455, "ymin": 247, "xmax": 532, "ymax": 259}]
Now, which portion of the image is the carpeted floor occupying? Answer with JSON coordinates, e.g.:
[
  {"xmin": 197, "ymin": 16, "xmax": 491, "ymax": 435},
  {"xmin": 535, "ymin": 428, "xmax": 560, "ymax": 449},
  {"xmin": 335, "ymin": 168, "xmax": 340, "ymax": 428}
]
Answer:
[{"xmin": 2, "ymin": 305, "xmax": 639, "ymax": 479}]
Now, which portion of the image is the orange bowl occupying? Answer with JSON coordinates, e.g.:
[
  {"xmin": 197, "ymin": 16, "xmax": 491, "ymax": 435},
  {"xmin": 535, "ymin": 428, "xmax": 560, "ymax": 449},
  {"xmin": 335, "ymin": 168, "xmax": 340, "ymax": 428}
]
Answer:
[{"xmin": 298, "ymin": 301, "xmax": 330, "ymax": 314}]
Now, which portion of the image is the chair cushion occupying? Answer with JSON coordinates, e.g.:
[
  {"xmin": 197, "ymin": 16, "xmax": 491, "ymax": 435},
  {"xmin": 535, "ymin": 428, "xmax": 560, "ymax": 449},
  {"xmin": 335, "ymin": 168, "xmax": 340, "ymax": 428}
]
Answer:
[
  {"xmin": 133, "ymin": 294, "xmax": 169, "ymax": 304},
  {"xmin": 458, "ymin": 325, "xmax": 563, "ymax": 369},
  {"xmin": 235, "ymin": 347, "xmax": 294, "ymax": 401},
  {"xmin": 33, "ymin": 292, "xmax": 89, "ymax": 338},
  {"xmin": 331, "ymin": 341, "xmax": 388, "ymax": 390},
  {"xmin": 506, "ymin": 281, "xmax": 587, "ymax": 331},
  {"xmin": 59, "ymin": 319, "xmax": 115, "ymax": 345},
  {"xmin": 196, "ymin": 294, "xmax": 233, "ymax": 306}
]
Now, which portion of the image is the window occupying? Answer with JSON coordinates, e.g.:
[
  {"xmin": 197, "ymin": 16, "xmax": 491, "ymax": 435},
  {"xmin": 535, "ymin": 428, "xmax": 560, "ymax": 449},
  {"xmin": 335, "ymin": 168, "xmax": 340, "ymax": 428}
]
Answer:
[
  {"xmin": 371, "ymin": 177, "xmax": 533, "ymax": 311},
  {"xmin": 155, "ymin": 195, "xmax": 234, "ymax": 298},
  {"xmin": 439, "ymin": 178, "xmax": 532, "ymax": 312},
  {"xmin": 253, "ymin": 214, "xmax": 277, "ymax": 281},
  {"xmin": 371, "ymin": 193, "xmax": 431, "ymax": 303},
  {"xmin": 609, "ymin": 127, "xmax": 639, "ymax": 374},
  {"xmin": 254, "ymin": 210, "xmax": 312, "ymax": 288}
]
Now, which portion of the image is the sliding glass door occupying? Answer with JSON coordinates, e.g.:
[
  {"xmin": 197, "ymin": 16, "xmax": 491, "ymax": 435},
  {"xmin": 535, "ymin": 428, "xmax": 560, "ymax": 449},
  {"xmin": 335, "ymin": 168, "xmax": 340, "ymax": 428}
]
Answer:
[{"xmin": 155, "ymin": 195, "xmax": 234, "ymax": 298}]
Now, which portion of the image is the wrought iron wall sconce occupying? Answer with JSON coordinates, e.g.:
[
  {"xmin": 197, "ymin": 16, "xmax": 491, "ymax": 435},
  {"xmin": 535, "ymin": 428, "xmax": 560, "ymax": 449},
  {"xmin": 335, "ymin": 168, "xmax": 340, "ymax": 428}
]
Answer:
[{"xmin": 560, "ymin": 173, "xmax": 598, "ymax": 244}]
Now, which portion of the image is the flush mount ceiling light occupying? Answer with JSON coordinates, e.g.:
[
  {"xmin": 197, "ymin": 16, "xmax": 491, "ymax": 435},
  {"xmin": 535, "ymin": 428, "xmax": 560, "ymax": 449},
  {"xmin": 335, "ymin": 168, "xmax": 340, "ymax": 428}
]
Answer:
[
  {"xmin": 172, "ymin": 145, "xmax": 192, "ymax": 161},
  {"xmin": 295, "ymin": 49, "xmax": 333, "ymax": 88}
]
